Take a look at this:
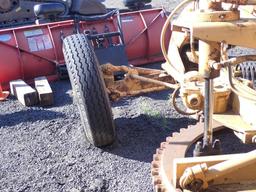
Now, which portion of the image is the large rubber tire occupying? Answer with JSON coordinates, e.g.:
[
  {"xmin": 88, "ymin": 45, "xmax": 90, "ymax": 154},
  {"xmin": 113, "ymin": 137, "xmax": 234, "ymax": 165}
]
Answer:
[{"xmin": 63, "ymin": 34, "xmax": 115, "ymax": 147}]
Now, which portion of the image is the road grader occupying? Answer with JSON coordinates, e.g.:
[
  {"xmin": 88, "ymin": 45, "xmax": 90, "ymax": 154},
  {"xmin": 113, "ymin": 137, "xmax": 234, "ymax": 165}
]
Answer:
[
  {"xmin": 151, "ymin": 0, "xmax": 256, "ymax": 191},
  {"xmin": 1, "ymin": 0, "xmax": 256, "ymax": 191}
]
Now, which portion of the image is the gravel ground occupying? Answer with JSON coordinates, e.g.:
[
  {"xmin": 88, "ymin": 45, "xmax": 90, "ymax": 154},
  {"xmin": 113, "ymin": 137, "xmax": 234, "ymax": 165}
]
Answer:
[
  {"xmin": 0, "ymin": 80, "xmax": 196, "ymax": 192},
  {"xmin": 1, "ymin": 80, "xmax": 256, "ymax": 192},
  {"xmin": 1, "ymin": 1, "xmax": 256, "ymax": 192}
]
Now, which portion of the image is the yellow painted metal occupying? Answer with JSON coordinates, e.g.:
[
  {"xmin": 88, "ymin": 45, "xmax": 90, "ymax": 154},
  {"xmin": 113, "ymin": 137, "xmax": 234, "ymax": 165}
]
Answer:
[
  {"xmin": 192, "ymin": 21, "xmax": 256, "ymax": 49},
  {"xmin": 174, "ymin": 153, "xmax": 256, "ymax": 188},
  {"xmin": 153, "ymin": 0, "xmax": 256, "ymax": 191},
  {"xmin": 198, "ymin": 40, "xmax": 220, "ymax": 78},
  {"xmin": 180, "ymin": 77, "xmax": 231, "ymax": 113},
  {"xmin": 179, "ymin": 150, "xmax": 256, "ymax": 190},
  {"xmin": 183, "ymin": 11, "xmax": 240, "ymax": 22}
]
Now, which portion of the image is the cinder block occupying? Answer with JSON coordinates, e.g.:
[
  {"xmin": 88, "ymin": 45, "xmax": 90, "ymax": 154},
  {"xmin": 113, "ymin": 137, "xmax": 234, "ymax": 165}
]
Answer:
[
  {"xmin": 34, "ymin": 76, "xmax": 53, "ymax": 106},
  {"xmin": 9, "ymin": 79, "xmax": 38, "ymax": 106}
]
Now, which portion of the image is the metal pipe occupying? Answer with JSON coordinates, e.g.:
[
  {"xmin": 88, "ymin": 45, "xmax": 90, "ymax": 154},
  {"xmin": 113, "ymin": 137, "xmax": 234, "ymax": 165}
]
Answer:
[
  {"xmin": 133, "ymin": 67, "xmax": 165, "ymax": 75},
  {"xmin": 211, "ymin": 55, "xmax": 256, "ymax": 69},
  {"xmin": 116, "ymin": 9, "xmax": 125, "ymax": 45},
  {"xmin": 199, "ymin": 40, "xmax": 220, "ymax": 147},
  {"xmin": 87, "ymin": 32, "xmax": 121, "ymax": 40},
  {"xmin": 203, "ymin": 78, "xmax": 214, "ymax": 146},
  {"xmin": 129, "ymin": 74, "xmax": 178, "ymax": 89}
]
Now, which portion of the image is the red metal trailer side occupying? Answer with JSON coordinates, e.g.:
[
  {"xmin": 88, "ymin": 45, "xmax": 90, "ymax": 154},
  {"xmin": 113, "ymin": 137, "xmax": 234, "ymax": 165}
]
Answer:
[{"xmin": 0, "ymin": 8, "xmax": 171, "ymax": 90}]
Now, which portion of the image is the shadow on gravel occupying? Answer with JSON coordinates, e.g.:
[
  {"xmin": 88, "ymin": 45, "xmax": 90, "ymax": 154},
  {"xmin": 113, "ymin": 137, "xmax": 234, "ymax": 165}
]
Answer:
[
  {"xmin": 51, "ymin": 80, "xmax": 73, "ymax": 107},
  {"xmin": 110, "ymin": 90, "xmax": 173, "ymax": 107},
  {"xmin": 186, "ymin": 129, "xmax": 256, "ymax": 157},
  {"xmin": 0, "ymin": 109, "xmax": 65, "ymax": 127},
  {"xmin": 105, "ymin": 115, "xmax": 196, "ymax": 162},
  {"xmin": 142, "ymin": 90, "xmax": 173, "ymax": 101}
]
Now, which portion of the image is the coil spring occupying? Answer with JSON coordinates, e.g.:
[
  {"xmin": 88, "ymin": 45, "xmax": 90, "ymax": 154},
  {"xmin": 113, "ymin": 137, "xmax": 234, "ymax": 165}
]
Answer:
[{"xmin": 236, "ymin": 62, "xmax": 256, "ymax": 88}]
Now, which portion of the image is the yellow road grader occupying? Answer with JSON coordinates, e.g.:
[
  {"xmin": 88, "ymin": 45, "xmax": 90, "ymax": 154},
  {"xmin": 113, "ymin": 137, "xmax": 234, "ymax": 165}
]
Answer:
[{"xmin": 151, "ymin": 0, "xmax": 256, "ymax": 191}]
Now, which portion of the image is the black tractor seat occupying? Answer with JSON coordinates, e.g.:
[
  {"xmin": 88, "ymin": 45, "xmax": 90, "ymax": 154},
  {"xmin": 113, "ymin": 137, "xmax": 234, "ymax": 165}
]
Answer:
[{"xmin": 34, "ymin": 3, "xmax": 66, "ymax": 19}]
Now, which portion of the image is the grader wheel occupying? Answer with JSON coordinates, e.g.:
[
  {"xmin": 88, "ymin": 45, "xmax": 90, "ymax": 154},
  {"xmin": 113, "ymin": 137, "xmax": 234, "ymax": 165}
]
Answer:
[{"xmin": 63, "ymin": 34, "xmax": 116, "ymax": 147}]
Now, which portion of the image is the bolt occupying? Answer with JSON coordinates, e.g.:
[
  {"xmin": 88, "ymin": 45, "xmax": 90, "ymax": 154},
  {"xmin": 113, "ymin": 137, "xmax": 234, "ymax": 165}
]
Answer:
[
  {"xmin": 213, "ymin": 139, "xmax": 222, "ymax": 151},
  {"xmin": 190, "ymin": 98, "xmax": 199, "ymax": 106},
  {"xmin": 219, "ymin": 14, "xmax": 225, "ymax": 19},
  {"xmin": 194, "ymin": 141, "xmax": 202, "ymax": 151},
  {"xmin": 188, "ymin": 94, "xmax": 202, "ymax": 108}
]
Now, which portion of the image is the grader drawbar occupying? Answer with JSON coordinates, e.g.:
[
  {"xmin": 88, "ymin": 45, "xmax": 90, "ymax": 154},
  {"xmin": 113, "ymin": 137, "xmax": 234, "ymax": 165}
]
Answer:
[{"xmin": 151, "ymin": 0, "xmax": 256, "ymax": 191}]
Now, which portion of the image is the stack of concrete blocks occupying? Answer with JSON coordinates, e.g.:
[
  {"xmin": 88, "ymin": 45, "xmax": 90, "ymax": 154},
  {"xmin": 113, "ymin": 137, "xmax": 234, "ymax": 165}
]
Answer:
[{"xmin": 9, "ymin": 76, "xmax": 53, "ymax": 106}]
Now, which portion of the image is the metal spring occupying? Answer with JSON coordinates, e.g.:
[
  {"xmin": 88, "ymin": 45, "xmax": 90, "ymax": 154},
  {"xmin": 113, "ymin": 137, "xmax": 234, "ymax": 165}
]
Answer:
[{"xmin": 236, "ymin": 62, "xmax": 256, "ymax": 88}]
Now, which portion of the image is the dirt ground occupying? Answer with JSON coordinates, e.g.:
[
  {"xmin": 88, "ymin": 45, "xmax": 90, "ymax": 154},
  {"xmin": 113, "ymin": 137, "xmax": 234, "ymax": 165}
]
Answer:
[{"xmin": 1, "ymin": 1, "xmax": 256, "ymax": 192}]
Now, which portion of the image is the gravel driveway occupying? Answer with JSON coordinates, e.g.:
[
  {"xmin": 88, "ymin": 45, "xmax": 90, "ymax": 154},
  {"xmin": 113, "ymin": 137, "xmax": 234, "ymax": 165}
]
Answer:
[
  {"xmin": 1, "ymin": 1, "xmax": 256, "ymax": 192},
  {"xmin": 0, "ymin": 79, "xmax": 196, "ymax": 192}
]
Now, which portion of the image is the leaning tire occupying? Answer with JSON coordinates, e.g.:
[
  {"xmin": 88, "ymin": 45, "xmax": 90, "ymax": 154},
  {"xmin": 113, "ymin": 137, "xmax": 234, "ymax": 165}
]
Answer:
[{"xmin": 63, "ymin": 34, "xmax": 115, "ymax": 147}]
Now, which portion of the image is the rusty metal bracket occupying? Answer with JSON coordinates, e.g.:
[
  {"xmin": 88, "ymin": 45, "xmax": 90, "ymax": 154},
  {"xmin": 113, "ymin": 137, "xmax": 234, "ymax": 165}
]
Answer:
[{"xmin": 101, "ymin": 64, "xmax": 176, "ymax": 101}]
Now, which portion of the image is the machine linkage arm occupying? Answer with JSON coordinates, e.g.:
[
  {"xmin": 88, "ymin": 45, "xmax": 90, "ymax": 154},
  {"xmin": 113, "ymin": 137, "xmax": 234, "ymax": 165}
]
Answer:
[
  {"xmin": 210, "ymin": 55, "xmax": 256, "ymax": 70},
  {"xmin": 179, "ymin": 149, "xmax": 256, "ymax": 191}
]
